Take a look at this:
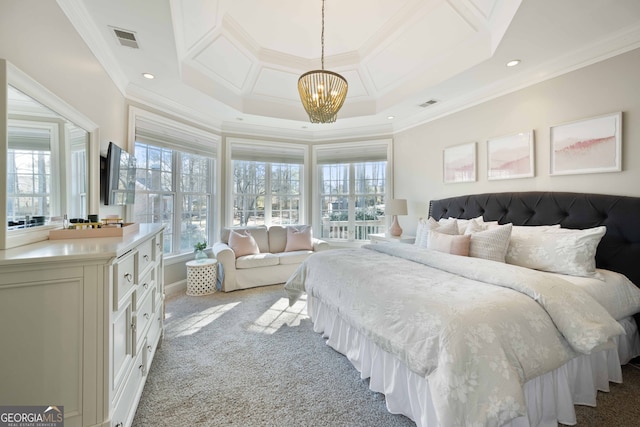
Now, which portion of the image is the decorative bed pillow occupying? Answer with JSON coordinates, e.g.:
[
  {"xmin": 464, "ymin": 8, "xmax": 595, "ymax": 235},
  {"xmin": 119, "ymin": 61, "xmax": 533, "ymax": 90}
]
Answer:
[
  {"xmin": 229, "ymin": 229, "xmax": 260, "ymax": 258},
  {"xmin": 427, "ymin": 230, "xmax": 470, "ymax": 256},
  {"xmin": 414, "ymin": 218, "xmax": 426, "ymax": 246},
  {"xmin": 441, "ymin": 215, "xmax": 485, "ymax": 234},
  {"xmin": 284, "ymin": 225, "xmax": 313, "ymax": 252},
  {"xmin": 505, "ymin": 226, "xmax": 606, "ymax": 278},
  {"xmin": 511, "ymin": 224, "xmax": 561, "ymax": 233},
  {"xmin": 416, "ymin": 217, "xmax": 459, "ymax": 248},
  {"xmin": 464, "ymin": 222, "xmax": 513, "ymax": 263}
]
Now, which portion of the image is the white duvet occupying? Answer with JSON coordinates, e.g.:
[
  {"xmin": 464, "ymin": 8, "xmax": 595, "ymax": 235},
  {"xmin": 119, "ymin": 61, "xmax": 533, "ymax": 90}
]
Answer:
[{"xmin": 285, "ymin": 244, "xmax": 627, "ymax": 427}]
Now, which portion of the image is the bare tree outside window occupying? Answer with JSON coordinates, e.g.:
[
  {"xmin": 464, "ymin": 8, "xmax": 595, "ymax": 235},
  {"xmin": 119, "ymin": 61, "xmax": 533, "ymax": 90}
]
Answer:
[
  {"xmin": 134, "ymin": 142, "xmax": 214, "ymax": 255},
  {"xmin": 232, "ymin": 160, "xmax": 301, "ymax": 226}
]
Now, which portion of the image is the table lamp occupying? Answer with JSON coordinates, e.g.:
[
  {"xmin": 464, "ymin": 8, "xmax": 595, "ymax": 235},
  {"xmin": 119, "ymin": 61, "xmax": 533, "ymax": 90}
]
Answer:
[{"xmin": 386, "ymin": 199, "xmax": 408, "ymax": 237}]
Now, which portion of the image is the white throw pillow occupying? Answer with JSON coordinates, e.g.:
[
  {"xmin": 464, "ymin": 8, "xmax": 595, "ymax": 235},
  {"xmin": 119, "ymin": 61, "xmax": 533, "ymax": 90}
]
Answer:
[
  {"xmin": 416, "ymin": 217, "xmax": 459, "ymax": 248},
  {"xmin": 505, "ymin": 226, "xmax": 606, "ymax": 278},
  {"xmin": 414, "ymin": 218, "xmax": 426, "ymax": 246},
  {"xmin": 464, "ymin": 222, "xmax": 513, "ymax": 262},
  {"xmin": 511, "ymin": 224, "xmax": 561, "ymax": 234},
  {"xmin": 440, "ymin": 215, "xmax": 485, "ymax": 234}
]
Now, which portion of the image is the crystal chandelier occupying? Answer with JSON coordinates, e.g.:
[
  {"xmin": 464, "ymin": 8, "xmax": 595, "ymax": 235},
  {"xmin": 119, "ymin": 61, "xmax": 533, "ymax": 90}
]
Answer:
[{"xmin": 298, "ymin": 0, "xmax": 348, "ymax": 123}]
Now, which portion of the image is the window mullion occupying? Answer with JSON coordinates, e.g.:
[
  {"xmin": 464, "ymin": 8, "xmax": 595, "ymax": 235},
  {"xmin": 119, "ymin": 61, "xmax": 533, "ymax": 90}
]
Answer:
[
  {"xmin": 348, "ymin": 163, "xmax": 356, "ymax": 241},
  {"xmin": 171, "ymin": 151, "xmax": 181, "ymax": 252},
  {"xmin": 265, "ymin": 163, "xmax": 272, "ymax": 225}
]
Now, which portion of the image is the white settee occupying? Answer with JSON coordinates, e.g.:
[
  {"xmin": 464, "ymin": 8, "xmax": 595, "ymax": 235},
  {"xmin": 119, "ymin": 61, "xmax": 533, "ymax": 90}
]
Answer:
[{"xmin": 212, "ymin": 225, "xmax": 330, "ymax": 292}]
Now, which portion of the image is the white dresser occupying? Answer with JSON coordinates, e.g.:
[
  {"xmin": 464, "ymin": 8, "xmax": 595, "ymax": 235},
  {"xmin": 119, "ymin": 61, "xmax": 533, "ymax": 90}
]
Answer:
[{"xmin": 0, "ymin": 224, "xmax": 164, "ymax": 427}]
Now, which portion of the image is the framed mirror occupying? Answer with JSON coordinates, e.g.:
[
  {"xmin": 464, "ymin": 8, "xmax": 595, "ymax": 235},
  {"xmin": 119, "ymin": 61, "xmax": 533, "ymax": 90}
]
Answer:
[{"xmin": 1, "ymin": 59, "xmax": 99, "ymax": 249}]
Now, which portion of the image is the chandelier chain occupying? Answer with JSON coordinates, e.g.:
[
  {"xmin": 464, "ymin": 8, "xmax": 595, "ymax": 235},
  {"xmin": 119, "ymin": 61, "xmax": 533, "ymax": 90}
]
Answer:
[
  {"xmin": 321, "ymin": 0, "xmax": 325, "ymax": 70},
  {"xmin": 297, "ymin": 0, "xmax": 347, "ymax": 123}
]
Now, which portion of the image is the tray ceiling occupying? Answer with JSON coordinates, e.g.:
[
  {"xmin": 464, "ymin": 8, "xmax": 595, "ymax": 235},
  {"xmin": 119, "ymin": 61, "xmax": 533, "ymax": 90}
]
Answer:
[{"xmin": 57, "ymin": 0, "xmax": 640, "ymax": 139}]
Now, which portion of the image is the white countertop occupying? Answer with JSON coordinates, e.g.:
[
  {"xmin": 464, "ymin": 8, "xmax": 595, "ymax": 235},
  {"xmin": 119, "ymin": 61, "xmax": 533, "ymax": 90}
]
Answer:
[{"xmin": 0, "ymin": 223, "xmax": 164, "ymax": 265}]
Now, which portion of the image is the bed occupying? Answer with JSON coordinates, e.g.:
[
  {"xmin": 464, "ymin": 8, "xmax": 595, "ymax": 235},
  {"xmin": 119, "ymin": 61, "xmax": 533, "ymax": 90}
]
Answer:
[{"xmin": 285, "ymin": 191, "xmax": 640, "ymax": 427}]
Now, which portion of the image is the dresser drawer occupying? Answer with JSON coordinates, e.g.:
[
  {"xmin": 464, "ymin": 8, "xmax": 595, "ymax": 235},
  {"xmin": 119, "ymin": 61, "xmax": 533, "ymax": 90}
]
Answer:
[
  {"xmin": 111, "ymin": 347, "xmax": 145, "ymax": 427},
  {"xmin": 134, "ymin": 289, "xmax": 155, "ymax": 353},
  {"xmin": 133, "ymin": 268, "xmax": 154, "ymax": 312},
  {"xmin": 111, "ymin": 304, "xmax": 133, "ymax": 398},
  {"xmin": 113, "ymin": 251, "xmax": 136, "ymax": 311},
  {"xmin": 137, "ymin": 237, "xmax": 155, "ymax": 277},
  {"xmin": 145, "ymin": 313, "xmax": 162, "ymax": 373}
]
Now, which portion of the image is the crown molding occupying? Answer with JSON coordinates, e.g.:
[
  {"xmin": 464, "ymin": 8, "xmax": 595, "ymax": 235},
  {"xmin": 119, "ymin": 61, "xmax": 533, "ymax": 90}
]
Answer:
[{"xmin": 56, "ymin": 0, "xmax": 129, "ymax": 96}]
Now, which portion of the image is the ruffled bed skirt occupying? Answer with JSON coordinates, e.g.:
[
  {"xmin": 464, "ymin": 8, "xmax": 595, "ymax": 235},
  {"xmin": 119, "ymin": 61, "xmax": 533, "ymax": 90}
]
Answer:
[{"xmin": 307, "ymin": 296, "xmax": 640, "ymax": 427}]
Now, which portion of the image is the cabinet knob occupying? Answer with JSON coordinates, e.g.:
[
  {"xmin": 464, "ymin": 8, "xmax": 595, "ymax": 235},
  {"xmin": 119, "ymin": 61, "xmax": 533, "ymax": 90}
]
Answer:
[
  {"xmin": 147, "ymin": 345, "xmax": 152, "ymax": 352},
  {"xmin": 115, "ymin": 423, "xmax": 123, "ymax": 427},
  {"xmin": 144, "ymin": 313, "xmax": 150, "ymax": 320},
  {"xmin": 124, "ymin": 273, "xmax": 133, "ymax": 283},
  {"xmin": 143, "ymin": 282, "xmax": 149, "ymax": 290},
  {"xmin": 144, "ymin": 254, "xmax": 150, "ymax": 261}
]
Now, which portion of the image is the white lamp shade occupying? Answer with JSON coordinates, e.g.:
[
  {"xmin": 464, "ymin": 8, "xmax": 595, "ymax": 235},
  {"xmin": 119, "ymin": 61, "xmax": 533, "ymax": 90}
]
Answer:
[{"xmin": 386, "ymin": 199, "xmax": 408, "ymax": 216}]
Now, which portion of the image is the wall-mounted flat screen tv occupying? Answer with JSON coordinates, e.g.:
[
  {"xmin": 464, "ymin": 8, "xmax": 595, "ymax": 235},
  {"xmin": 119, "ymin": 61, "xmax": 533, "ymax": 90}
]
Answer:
[{"xmin": 101, "ymin": 142, "xmax": 137, "ymax": 205}]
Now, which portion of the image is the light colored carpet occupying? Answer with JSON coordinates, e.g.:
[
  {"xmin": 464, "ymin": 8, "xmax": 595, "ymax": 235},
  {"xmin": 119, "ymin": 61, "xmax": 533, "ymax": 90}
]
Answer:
[
  {"xmin": 133, "ymin": 284, "xmax": 640, "ymax": 427},
  {"xmin": 132, "ymin": 284, "xmax": 414, "ymax": 426}
]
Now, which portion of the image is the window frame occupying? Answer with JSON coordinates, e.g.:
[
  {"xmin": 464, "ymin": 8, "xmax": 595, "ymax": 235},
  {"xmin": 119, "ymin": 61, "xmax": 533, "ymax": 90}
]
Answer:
[
  {"xmin": 128, "ymin": 107, "xmax": 221, "ymax": 260},
  {"xmin": 312, "ymin": 139, "xmax": 393, "ymax": 245},
  {"xmin": 6, "ymin": 119, "xmax": 60, "ymax": 224},
  {"xmin": 226, "ymin": 138, "xmax": 309, "ymax": 227}
]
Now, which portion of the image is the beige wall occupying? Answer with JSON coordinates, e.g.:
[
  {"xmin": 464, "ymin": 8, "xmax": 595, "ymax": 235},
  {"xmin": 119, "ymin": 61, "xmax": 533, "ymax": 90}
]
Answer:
[
  {"xmin": 0, "ymin": 0, "xmax": 127, "ymax": 154},
  {"xmin": 394, "ymin": 48, "xmax": 640, "ymax": 235}
]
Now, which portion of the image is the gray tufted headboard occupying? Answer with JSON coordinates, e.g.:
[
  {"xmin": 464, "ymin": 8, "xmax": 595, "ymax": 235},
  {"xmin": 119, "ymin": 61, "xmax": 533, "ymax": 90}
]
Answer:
[{"xmin": 428, "ymin": 191, "xmax": 640, "ymax": 288}]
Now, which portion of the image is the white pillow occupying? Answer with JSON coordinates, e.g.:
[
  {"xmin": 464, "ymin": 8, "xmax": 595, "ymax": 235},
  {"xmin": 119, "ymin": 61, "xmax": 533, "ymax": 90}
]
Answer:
[
  {"xmin": 416, "ymin": 217, "xmax": 459, "ymax": 248},
  {"xmin": 440, "ymin": 215, "xmax": 485, "ymax": 234},
  {"xmin": 505, "ymin": 226, "xmax": 606, "ymax": 278},
  {"xmin": 414, "ymin": 218, "xmax": 426, "ymax": 246},
  {"xmin": 511, "ymin": 224, "xmax": 561, "ymax": 234},
  {"xmin": 464, "ymin": 222, "xmax": 513, "ymax": 262}
]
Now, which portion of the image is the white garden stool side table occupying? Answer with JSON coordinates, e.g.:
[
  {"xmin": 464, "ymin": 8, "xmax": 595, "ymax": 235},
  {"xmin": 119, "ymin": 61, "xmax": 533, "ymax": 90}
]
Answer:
[{"xmin": 186, "ymin": 259, "xmax": 218, "ymax": 296}]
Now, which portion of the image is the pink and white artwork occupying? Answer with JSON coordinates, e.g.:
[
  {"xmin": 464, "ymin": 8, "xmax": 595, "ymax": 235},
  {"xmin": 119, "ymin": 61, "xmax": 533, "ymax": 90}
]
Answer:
[
  {"xmin": 443, "ymin": 142, "xmax": 476, "ymax": 183},
  {"xmin": 487, "ymin": 131, "xmax": 534, "ymax": 180},
  {"xmin": 550, "ymin": 112, "xmax": 622, "ymax": 175}
]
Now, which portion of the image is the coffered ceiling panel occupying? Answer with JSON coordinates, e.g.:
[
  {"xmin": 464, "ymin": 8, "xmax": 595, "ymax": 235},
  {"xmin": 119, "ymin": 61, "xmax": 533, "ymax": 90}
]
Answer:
[
  {"xmin": 193, "ymin": 35, "xmax": 253, "ymax": 91},
  {"xmin": 58, "ymin": 0, "xmax": 640, "ymax": 139},
  {"xmin": 178, "ymin": 0, "xmax": 219, "ymax": 53},
  {"xmin": 252, "ymin": 68, "xmax": 301, "ymax": 102},
  {"xmin": 364, "ymin": 1, "xmax": 476, "ymax": 93}
]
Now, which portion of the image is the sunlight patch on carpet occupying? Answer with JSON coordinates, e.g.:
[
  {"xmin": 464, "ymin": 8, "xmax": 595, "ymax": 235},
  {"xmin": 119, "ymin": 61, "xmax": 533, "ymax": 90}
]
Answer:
[
  {"xmin": 247, "ymin": 296, "xmax": 308, "ymax": 334},
  {"xmin": 165, "ymin": 302, "xmax": 241, "ymax": 338}
]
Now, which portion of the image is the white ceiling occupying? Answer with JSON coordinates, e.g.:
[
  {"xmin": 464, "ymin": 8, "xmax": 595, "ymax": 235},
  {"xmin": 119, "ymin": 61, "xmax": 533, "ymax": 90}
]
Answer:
[{"xmin": 57, "ymin": 0, "xmax": 640, "ymax": 140}]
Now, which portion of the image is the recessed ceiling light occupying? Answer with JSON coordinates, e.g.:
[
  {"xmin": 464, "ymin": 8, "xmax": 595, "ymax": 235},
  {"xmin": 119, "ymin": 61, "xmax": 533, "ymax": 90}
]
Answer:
[
  {"xmin": 506, "ymin": 59, "xmax": 521, "ymax": 67},
  {"xmin": 142, "ymin": 72, "xmax": 155, "ymax": 79},
  {"xmin": 387, "ymin": 116, "xmax": 395, "ymax": 120}
]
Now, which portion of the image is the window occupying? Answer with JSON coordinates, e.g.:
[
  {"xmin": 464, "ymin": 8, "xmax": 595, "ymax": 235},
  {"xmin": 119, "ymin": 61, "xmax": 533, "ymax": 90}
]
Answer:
[
  {"xmin": 132, "ymin": 112, "xmax": 219, "ymax": 256},
  {"xmin": 6, "ymin": 122, "xmax": 57, "ymax": 227},
  {"xmin": 315, "ymin": 141, "xmax": 390, "ymax": 242},
  {"xmin": 229, "ymin": 139, "xmax": 306, "ymax": 227}
]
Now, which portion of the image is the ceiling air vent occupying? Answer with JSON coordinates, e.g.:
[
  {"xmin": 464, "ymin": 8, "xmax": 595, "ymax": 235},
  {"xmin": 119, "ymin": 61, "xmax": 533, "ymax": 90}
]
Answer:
[
  {"xmin": 112, "ymin": 28, "xmax": 139, "ymax": 49},
  {"xmin": 419, "ymin": 99, "xmax": 438, "ymax": 108}
]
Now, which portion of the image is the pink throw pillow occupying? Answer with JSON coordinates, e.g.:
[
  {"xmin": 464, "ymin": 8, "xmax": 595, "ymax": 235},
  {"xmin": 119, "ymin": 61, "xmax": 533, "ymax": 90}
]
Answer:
[
  {"xmin": 427, "ymin": 230, "xmax": 470, "ymax": 256},
  {"xmin": 284, "ymin": 226, "xmax": 313, "ymax": 252},
  {"xmin": 229, "ymin": 230, "xmax": 260, "ymax": 258}
]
